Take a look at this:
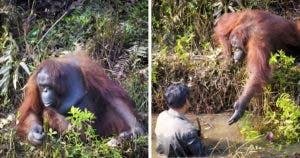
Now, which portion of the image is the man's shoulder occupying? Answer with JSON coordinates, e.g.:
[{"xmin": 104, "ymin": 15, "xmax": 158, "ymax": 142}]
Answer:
[
  {"xmin": 157, "ymin": 110, "xmax": 194, "ymax": 127},
  {"xmin": 156, "ymin": 110, "xmax": 169, "ymax": 122},
  {"xmin": 157, "ymin": 110, "xmax": 168, "ymax": 117}
]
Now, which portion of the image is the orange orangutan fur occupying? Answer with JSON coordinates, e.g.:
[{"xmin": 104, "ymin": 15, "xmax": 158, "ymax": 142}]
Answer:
[
  {"xmin": 17, "ymin": 53, "xmax": 142, "ymax": 143},
  {"xmin": 214, "ymin": 9, "xmax": 300, "ymax": 124}
]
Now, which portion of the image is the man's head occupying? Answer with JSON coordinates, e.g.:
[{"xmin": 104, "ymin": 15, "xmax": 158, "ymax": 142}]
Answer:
[{"xmin": 164, "ymin": 83, "xmax": 190, "ymax": 112}]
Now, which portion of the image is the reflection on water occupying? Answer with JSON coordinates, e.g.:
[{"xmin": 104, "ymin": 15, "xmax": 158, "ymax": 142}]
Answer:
[{"xmin": 151, "ymin": 113, "xmax": 300, "ymax": 157}]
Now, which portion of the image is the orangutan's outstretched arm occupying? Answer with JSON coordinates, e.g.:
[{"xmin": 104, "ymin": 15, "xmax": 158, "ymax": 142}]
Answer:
[{"xmin": 228, "ymin": 38, "xmax": 271, "ymax": 125}]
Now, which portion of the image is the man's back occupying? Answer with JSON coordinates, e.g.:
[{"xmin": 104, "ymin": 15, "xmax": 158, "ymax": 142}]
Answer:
[{"xmin": 155, "ymin": 109, "xmax": 206, "ymax": 157}]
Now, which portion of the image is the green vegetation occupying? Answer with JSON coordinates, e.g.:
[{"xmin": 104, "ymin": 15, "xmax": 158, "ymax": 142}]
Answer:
[
  {"xmin": 1, "ymin": 108, "xmax": 123, "ymax": 157},
  {"xmin": 152, "ymin": 41, "xmax": 247, "ymax": 113},
  {"xmin": 152, "ymin": 0, "xmax": 298, "ymax": 54},
  {"xmin": 269, "ymin": 94, "xmax": 300, "ymax": 144},
  {"xmin": 240, "ymin": 112, "xmax": 261, "ymax": 142},
  {"xmin": 43, "ymin": 108, "xmax": 121, "ymax": 157},
  {"xmin": 0, "ymin": 0, "xmax": 147, "ymax": 157},
  {"xmin": 1, "ymin": 106, "xmax": 148, "ymax": 157},
  {"xmin": 241, "ymin": 52, "xmax": 300, "ymax": 145}
]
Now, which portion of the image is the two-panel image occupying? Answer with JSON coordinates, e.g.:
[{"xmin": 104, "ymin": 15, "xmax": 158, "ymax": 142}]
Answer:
[{"xmin": 0, "ymin": 0, "xmax": 299, "ymax": 157}]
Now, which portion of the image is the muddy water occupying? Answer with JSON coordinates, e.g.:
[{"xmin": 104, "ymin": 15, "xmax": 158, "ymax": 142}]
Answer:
[{"xmin": 151, "ymin": 113, "xmax": 300, "ymax": 157}]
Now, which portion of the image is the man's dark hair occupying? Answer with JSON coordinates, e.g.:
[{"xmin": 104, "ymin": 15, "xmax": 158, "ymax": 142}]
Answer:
[{"xmin": 164, "ymin": 83, "xmax": 189, "ymax": 109}]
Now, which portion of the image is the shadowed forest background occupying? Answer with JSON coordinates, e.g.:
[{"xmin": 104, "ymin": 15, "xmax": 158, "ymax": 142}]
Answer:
[
  {"xmin": 152, "ymin": 0, "xmax": 300, "ymax": 157},
  {"xmin": 0, "ymin": 0, "xmax": 148, "ymax": 157}
]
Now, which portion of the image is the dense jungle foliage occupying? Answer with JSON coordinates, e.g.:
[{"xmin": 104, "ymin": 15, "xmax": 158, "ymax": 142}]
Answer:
[
  {"xmin": 0, "ymin": 0, "xmax": 148, "ymax": 157},
  {"xmin": 152, "ymin": 0, "xmax": 300, "ymax": 149}
]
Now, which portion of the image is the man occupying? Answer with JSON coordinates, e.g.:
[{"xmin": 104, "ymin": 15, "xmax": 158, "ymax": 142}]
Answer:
[{"xmin": 155, "ymin": 83, "xmax": 206, "ymax": 157}]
